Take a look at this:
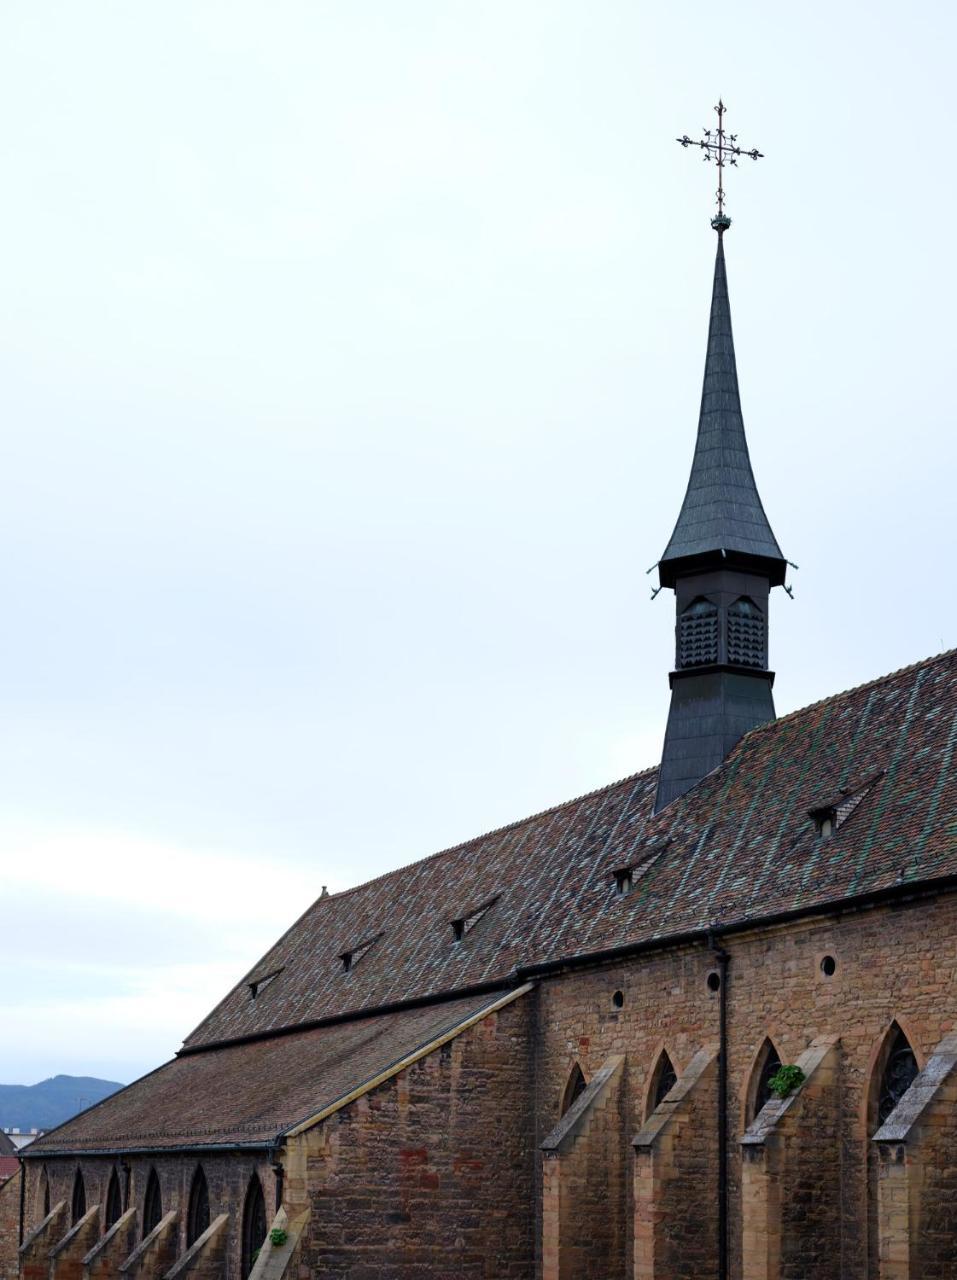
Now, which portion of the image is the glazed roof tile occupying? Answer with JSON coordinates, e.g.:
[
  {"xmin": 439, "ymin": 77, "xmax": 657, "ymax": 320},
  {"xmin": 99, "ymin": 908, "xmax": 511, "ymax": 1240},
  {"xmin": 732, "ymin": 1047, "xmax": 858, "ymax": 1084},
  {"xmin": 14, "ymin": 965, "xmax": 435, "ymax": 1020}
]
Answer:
[
  {"xmin": 27, "ymin": 993, "xmax": 507, "ymax": 1154},
  {"xmin": 182, "ymin": 648, "xmax": 957, "ymax": 1050}
]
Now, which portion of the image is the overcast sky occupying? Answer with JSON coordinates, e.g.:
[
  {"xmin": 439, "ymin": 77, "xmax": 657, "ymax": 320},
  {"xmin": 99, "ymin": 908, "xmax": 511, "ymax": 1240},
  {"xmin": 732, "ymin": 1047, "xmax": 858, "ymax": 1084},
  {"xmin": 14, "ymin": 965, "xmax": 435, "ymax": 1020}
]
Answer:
[{"xmin": 2, "ymin": 1, "xmax": 955, "ymax": 1087}]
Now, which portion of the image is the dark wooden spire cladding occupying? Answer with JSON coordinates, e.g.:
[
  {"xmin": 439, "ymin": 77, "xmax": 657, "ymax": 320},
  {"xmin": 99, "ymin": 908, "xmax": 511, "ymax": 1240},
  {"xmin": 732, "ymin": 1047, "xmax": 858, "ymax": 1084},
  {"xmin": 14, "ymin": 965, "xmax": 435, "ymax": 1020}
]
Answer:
[
  {"xmin": 658, "ymin": 235, "xmax": 785, "ymax": 589},
  {"xmin": 654, "ymin": 232, "xmax": 787, "ymax": 813}
]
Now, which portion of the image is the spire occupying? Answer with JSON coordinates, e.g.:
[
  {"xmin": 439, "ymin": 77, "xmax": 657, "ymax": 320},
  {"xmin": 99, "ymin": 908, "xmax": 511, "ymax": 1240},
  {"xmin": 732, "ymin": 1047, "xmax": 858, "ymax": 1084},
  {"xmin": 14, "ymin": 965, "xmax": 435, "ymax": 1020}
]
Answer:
[{"xmin": 658, "ymin": 234, "xmax": 786, "ymax": 589}]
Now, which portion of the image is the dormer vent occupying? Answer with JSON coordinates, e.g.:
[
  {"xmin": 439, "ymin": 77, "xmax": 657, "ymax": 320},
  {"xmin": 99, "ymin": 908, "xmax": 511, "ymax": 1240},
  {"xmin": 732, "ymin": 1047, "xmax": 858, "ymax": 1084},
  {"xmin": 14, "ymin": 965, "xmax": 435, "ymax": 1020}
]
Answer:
[
  {"xmin": 809, "ymin": 772, "xmax": 884, "ymax": 838},
  {"xmin": 340, "ymin": 933, "xmax": 383, "ymax": 973},
  {"xmin": 613, "ymin": 867, "xmax": 634, "ymax": 896},
  {"xmin": 248, "ymin": 969, "xmax": 283, "ymax": 999},
  {"xmin": 450, "ymin": 895, "xmax": 499, "ymax": 943}
]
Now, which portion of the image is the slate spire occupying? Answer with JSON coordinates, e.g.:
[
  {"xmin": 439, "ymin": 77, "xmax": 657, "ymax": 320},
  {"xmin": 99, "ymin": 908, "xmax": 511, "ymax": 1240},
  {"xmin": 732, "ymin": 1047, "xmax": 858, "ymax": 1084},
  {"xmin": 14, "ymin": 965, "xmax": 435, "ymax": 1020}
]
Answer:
[
  {"xmin": 654, "ymin": 230, "xmax": 787, "ymax": 813},
  {"xmin": 658, "ymin": 235, "xmax": 786, "ymax": 588}
]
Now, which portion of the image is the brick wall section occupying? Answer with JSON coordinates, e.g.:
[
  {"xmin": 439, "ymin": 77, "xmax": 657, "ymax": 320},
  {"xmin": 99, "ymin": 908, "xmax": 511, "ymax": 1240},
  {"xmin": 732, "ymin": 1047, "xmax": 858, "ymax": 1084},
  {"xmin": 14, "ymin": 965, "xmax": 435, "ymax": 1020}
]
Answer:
[
  {"xmin": 740, "ymin": 1036, "xmax": 841, "ymax": 1280},
  {"xmin": 49, "ymin": 1205, "xmax": 101, "ymax": 1280},
  {"xmin": 19, "ymin": 1200, "xmax": 68, "ymax": 1280},
  {"xmin": 83, "ymin": 1207, "xmax": 138, "ymax": 1279},
  {"xmin": 164, "ymin": 1213, "xmax": 229, "ymax": 1280},
  {"xmin": 21, "ymin": 1153, "xmax": 275, "ymax": 1280},
  {"xmin": 633, "ymin": 1044, "xmax": 720, "ymax": 1280},
  {"xmin": 536, "ymin": 890, "xmax": 957, "ymax": 1280},
  {"xmin": 0, "ymin": 1169, "xmax": 21, "ymax": 1280},
  {"xmin": 874, "ymin": 1030, "xmax": 957, "ymax": 1280},
  {"xmin": 292, "ymin": 993, "xmax": 535, "ymax": 1279},
  {"xmin": 540, "ymin": 1054, "xmax": 625, "ymax": 1280}
]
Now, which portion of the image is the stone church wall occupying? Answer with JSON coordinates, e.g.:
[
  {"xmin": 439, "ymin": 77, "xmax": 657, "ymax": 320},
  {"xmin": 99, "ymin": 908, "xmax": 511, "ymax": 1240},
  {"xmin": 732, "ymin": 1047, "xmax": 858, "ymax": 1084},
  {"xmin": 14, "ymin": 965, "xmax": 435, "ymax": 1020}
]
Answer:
[
  {"xmin": 0, "ymin": 1168, "xmax": 21, "ymax": 1280},
  {"xmin": 289, "ymin": 993, "xmax": 535, "ymax": 1279},
  {"xmin": 534, "ymin": 885, "xmax": 957, "ymax": 1280}
]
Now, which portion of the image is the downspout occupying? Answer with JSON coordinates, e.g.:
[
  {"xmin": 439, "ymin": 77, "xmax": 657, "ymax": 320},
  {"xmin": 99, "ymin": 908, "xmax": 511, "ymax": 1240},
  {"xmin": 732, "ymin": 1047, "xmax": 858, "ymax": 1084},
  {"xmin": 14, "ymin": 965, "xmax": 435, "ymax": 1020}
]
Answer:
[
  {"xmin": 710, "ymin": 932, "xmax": 730, "ymax": 1280},
  {"xmin": 18, "ymin": 1155, "xmax": 25, "ymax": 1247},
  {"xmin": 270, "ymin": 1140, "xmax": 285, "ymax": 1213}
]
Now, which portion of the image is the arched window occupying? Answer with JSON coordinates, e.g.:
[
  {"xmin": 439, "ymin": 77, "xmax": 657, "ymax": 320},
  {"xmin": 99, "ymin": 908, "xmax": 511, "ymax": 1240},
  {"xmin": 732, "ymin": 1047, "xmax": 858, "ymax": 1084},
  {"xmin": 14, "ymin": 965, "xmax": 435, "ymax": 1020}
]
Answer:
[
  {"xmin": 142, "ymin": 1168, "xmax": 162, "ymax": 1239},
  {"xmin": 187, "ymin": 1166, "xmax": 210, "ymax": 1248},
  {"xmin": 876, "ymin": 1026, "xmax": 919, "ymax": 1127},
  {"xmin": 746, "ymin": 1039, "xmax": 782, "ymax": 1124},
  {"xmin": 728, "ymin": 596, "xmax": 765, "ymax": 668},
  {"xmin": 241, "ymin": 1175, "xmax": 268, "ymax": 1280},
  {"xmin": 71, "ymin": 1169, "xmax": 86, "ymax": 1225},
  {"xmin": 648, "ymin": 1050, "xmax": 678, "ymax": 1113},
  {"xmin": 560, "ymin": 1063, "xmax": 587, "ymax": 1117},
  {"xmin": 105, "ymin": 1168, "xmax": 123, "ymax": 1230},
  {"xmin": 678, "ymin": 597, "xmax": 718, "ymax": 668}
]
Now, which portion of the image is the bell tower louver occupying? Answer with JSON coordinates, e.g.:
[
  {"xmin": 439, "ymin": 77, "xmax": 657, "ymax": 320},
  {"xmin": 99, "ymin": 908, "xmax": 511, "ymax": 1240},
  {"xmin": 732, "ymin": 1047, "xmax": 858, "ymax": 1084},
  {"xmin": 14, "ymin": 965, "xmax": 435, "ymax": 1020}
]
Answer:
[{"xmin": 653, "ymin": 226, "xmax": 787, "ymax": 813}]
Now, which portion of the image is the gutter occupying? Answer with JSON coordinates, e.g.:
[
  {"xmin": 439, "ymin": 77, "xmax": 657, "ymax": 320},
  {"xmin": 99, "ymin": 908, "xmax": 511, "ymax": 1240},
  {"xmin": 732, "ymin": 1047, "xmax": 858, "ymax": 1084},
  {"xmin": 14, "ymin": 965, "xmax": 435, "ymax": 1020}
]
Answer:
[{"xmin": 20, "ymin": 1140, "xmax": 272, "ymax": 1161}]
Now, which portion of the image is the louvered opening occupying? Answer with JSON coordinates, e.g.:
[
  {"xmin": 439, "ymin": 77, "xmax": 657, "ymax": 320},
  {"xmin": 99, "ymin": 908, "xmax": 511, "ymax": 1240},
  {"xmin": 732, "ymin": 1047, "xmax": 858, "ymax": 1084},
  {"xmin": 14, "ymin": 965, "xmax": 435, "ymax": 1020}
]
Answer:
[
  {"xmin": 341, "ymin": 933, "xmax": 384, "ymax": 973},
  {"xmin": 451, "ymin": 895, "xmax": 499, "ymax": 942},
  {"xmin": 678, "ymin": 597, "xmax": 718, "ymax": 668},
  {"xmin": 728, "ymin": 596, "xmax": 765, "ymax": 668}
]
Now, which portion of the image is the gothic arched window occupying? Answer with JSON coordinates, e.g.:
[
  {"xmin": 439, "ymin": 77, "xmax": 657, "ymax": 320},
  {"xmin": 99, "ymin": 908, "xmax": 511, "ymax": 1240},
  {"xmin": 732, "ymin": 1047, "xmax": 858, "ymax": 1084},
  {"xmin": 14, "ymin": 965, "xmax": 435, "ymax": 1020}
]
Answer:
[
  {"xmin": 105, "ymin": 1168, "xmax": 123, "ymax": 1230},
  {"xmin": 747, "ymin": 1039, "xmax": 782, "ymax": 1124},
  {"xmin": 728, "ymin": 596, "xmax": 765, "ymax": 668},
  {"xmin": 241, "ymin": 1175, "xmax": 268, "ymax": 1279},
  {"xmin": 142, "ymin": 1168, "xmax": 162, "ymax": 1239},
  {"xmin": 649, "ymin": 1050, "xmax": 678, "ymax": 1111},
  {"xmin": 187, "ymin": 1167, "xmax": 210, "ymax": 1248},
  {"xmin": 877, "ymin": 1027, "xmax": 919, "ymax": 1126},
  {"xmin": 71, "ymin": 1169, "xmax": 86, "ymax": 1225},
  {"xmin": 678, "ymin": 597, "xmax": 718, "ymax": 668},
  {"xmin": 560, "ymin": 1063, "xmax": 587, "ymax": 1117}
]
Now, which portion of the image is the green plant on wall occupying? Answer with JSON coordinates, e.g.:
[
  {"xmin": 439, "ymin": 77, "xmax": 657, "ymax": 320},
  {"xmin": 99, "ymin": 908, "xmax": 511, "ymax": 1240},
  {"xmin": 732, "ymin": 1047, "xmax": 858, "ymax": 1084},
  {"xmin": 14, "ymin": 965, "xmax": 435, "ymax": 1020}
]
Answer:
[
  {"xmin": 269, "ymin": 1228, "xmax": 288, "ymax": 1247},
  {"xmin": 768, "ymin": 1064, "xmax": 805, "ymax": 1099}
]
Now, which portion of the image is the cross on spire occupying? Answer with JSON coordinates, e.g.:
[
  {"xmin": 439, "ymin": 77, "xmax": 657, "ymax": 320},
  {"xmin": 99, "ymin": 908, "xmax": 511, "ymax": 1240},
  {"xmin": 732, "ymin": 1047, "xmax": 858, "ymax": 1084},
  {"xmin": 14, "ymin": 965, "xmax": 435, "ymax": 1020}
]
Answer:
[{"xmin": 677, "ymin": 100, "xmax": 763, "ymax": 231}]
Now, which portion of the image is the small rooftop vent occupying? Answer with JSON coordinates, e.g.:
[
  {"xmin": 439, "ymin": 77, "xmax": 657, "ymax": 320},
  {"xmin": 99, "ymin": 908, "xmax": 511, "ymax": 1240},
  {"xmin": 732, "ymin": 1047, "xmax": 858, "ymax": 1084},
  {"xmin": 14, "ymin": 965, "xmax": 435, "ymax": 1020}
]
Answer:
[
  {"xmin": 451, "ymin": 895, "xmax": 499, "ymax": 942},
  {"xmin": 809, "ymin": 772, "xmax": 884, "ymax": 838},
  {"xmin": 341, "ymin": 932, "xmax": 384, "ymax": 973},
  {"xmin": 248, "ymin": 968, "xmax": 284, "ymax": 999}
]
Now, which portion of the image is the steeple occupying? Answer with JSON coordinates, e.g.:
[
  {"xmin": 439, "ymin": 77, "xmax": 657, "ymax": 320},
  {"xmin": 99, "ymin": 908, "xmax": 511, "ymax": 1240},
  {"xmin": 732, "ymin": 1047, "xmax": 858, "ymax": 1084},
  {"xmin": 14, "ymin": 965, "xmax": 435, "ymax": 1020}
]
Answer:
[{"xmin": 654, "ymin": 228, "xmax": 787, "ymax": 813}]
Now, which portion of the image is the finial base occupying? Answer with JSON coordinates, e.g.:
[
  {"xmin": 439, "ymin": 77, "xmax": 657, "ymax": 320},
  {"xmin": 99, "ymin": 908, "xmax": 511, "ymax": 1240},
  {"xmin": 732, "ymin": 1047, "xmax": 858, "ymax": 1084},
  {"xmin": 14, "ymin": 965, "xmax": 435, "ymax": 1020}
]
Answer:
[{"xmin": 711, "ymin": 214, "xmax": 732, "ymax": 232}]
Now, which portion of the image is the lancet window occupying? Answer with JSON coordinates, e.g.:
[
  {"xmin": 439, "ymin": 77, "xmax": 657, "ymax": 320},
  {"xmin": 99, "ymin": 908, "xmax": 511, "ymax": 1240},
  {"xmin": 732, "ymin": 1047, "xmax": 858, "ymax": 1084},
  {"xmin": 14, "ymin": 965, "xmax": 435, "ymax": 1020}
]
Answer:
[
  {"xmin": 241, "ymin": 1175, "xmax": 268, "ymax": 1279},
  {"xmin": 142, "ymin": 1168, "xmax": 162, "ymax": 1238},
  {"xmin": 187, "ymin": 1167, "xmax": 210, "ymax": 1247},
  {"xmin": 728, "ymin": 596, "xmax": 765, "ymax": 667},
  {"xmin": 105, "ymin": 1168, "xmax": 123, "ymax": 1230},
  {"xmin": 877, "ymin": 1028, "xmax": 919, "ymax": 1126}
]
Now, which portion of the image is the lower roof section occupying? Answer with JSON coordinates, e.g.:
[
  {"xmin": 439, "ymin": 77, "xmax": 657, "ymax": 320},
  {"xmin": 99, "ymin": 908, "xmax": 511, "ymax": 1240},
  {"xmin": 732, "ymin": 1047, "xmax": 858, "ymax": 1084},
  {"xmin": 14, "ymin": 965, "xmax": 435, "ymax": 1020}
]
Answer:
[{"xmin": 27, "ymin": 989, "xmax": 526, "ymax": 1157}]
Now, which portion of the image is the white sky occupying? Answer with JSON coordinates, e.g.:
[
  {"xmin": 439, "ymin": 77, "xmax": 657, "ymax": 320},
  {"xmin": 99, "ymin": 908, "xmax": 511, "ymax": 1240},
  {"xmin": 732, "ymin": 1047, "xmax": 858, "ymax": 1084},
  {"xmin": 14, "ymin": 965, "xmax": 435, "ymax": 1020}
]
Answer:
[{"xmin": 2, "ymin": 1, "xmax": 955, "ymax": 1085}]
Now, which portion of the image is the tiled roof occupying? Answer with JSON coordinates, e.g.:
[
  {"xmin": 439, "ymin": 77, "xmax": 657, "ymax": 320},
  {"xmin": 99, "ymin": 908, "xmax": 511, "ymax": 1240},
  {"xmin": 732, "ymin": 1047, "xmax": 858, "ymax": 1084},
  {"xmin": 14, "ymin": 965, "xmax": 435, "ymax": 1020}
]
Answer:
[
  {"xmin": 26, "ymin": 993, "xmax": 508, "ymax": 1155},
  {"xmin": 184, "ymin": 648, "xmax": 957, "ymax": 1050},
  {"xmin": 0, "ymin": 1156, "xmax": 19, "ymax": 1180},
  {"xmin": 658, "ymin": 235, "xmax": 785, "ymax": 583}
]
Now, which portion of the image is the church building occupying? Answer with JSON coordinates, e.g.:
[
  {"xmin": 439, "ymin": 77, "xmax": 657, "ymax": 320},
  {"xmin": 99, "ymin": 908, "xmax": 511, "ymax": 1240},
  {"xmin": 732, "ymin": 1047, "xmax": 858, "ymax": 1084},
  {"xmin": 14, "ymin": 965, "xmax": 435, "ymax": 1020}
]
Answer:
[{"xmin": 3, "ymin": 134, "xmax": 957, "ymax": 1280}]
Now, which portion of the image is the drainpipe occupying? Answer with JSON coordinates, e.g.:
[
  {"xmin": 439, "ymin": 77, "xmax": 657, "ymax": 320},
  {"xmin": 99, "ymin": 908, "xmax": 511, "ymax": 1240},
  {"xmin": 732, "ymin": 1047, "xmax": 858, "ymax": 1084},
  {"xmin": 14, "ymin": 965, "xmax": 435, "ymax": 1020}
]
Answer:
[
  {"xmin": 710, "ymin": 933, "xmax": 730, "ymax": 1280},
  {"xmin": 270, "ymin": 1140, "xmax": 285, "ymax": 1213},
  {"xmin": 18, "ymin": 1154, "xmax": 25, "ymax": 1247}
]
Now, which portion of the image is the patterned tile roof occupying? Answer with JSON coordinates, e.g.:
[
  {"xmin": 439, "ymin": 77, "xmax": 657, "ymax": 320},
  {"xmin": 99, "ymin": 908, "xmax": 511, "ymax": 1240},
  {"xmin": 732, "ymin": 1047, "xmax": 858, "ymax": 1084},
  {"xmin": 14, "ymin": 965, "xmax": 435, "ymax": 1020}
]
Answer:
[
  {"xmin": 182, "ymin": 648, "xmax": 957, "ymax": 1050},
  {"xmin": 26, "ymin": 993, "xmax": 507, "ymax": 1154}
]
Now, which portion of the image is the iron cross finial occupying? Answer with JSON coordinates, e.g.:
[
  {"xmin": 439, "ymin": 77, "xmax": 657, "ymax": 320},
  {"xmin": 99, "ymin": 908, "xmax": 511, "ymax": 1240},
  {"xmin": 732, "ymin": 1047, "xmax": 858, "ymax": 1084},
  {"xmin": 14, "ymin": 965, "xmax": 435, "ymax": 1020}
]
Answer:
[{"xmin": 677, "ymin": 100, "xmax": 764, "ymax": 231}]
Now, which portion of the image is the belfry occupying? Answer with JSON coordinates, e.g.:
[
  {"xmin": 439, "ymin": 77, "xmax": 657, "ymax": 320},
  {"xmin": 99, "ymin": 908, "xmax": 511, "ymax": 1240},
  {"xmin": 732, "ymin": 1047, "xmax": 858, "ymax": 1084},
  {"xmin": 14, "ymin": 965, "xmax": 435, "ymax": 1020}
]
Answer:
[{"xmin": 654, "ymin": 107, "xmax": 787, "ymax": 812}]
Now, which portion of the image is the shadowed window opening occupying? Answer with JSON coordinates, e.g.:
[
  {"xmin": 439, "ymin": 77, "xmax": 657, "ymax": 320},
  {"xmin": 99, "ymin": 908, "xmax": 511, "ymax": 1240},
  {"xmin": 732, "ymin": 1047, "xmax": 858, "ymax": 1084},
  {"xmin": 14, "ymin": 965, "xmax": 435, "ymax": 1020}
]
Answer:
[
  {"xmin": 678, "ymin": 597, "xmax": 718, "ymax": 668},
  {"xmin": 105, "ymin": 1169, "xmax": 122, "ymax": 1230},
  {"xmin": 728, "ymin": 596, "xmax": 765, "ymax": 667},
  {"xmin": 40, "ymin": 1169, "xmax": 50, "ymax": 1220},
  {"xmin": 560, "ymin": 1064, "xmax": 587, "ymax": 1117},
  {"xmin": 450, "ymin": 895, "xmax": 499, "ymax": 943},
  {"xmin": 613, "ymin": 867, "xmax": 634, "ymax": 896},
  {"xmin": 187, "ymin": 1167, "xmax": 210, "ymax": 1247},
  {"xmin": 878, "ymin": 1028, "xmax": 919, "ymax": 1126},
  {"xmin": 651, "ymin": 1051, "xmax": 678, "ymax": 1109},
  {"xmin": 241, "ymin": 1175, "xmax": 268, "ymax": 1279},
  {"xmin": 821, "ymin": 954, "xmax": 836, "ymax": 977},
  {"xmin": 71, "ymin": 1170, "xmax": 85, "ymax": 1225},
  {"xmin": 340, "ymin": 932, "xmax": 383, "ymax": 973},
  {"xmin": 750, "ymin": 1042, "xmax": 782, "ymax": 1122},
  {"xmin": 248, "ymin": 969, "xmax": 283, "ymax": 999},
  {"xmin": 707, "ymin": 971, "xmax": 721, "ymax": 992},
  {"xmin": 612, "ymin": 990, "xmax": 624, "ymax": 1009},
  {"xmin": 142, "ymin": 1169, "xmax": 162, "ymax": 1239},
  {"xmin": 810, "ymin": 773, "xmax": 884, "ymax": 839}
]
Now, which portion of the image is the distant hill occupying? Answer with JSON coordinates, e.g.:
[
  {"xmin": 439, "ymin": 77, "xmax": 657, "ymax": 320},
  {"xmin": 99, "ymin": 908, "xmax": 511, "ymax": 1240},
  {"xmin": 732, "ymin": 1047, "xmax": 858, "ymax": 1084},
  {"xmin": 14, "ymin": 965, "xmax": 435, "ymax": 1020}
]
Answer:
[{"xmin": 0, "ymin": 1075, "xmax": 124, "ymax": 1132}]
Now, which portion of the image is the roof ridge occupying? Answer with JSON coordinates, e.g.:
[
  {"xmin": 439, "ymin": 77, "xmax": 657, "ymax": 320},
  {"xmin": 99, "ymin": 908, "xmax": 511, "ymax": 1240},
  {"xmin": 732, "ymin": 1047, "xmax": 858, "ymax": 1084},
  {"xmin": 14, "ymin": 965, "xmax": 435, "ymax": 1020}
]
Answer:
[
  {"xmin": 322, "ymin": 764, "xmax": 659, "ymax": 903},
  {"xmin": 745, "ymin": 646, "xmax": 957, "ymax": 740}
]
